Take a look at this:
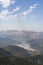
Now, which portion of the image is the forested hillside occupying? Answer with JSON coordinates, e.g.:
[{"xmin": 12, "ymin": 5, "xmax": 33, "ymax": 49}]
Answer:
[{"xmin": 0, "ymin": 56, "xmax": 42, "ymax": 65}]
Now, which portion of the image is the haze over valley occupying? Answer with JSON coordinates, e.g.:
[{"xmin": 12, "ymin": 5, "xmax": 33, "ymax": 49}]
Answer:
[{"xmin": 0, "ymin": 30, "xmax": 43, "ymax": 55}]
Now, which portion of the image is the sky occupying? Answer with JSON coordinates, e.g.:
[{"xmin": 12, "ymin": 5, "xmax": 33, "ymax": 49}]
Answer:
[{"xmin": 0, "ymin": 0, "xmax": 43, "ymax": 32}]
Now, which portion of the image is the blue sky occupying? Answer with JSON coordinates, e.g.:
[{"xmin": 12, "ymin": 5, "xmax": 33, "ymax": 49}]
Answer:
[{"xmin": 0, "ymin": 0, "xmax": 43, "ymax": 32}]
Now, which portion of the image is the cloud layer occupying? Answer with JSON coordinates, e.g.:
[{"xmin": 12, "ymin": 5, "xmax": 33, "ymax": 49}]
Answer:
[
  {"xmin": 0, "ymin": 0, "xmax": 16, "ymax": 8},
  {"xmin": 0, "ymin": 0, "xmax": 38, "ymax": 20},
  {"xmin": 22, "ymin": 4, "xmax": 38, "ymax": 16}
]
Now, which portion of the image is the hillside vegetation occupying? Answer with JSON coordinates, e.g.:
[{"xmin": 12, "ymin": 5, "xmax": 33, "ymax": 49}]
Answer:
[{"xmin": 0, "ymin": 56, "xmax": 42, "ymax": 65}]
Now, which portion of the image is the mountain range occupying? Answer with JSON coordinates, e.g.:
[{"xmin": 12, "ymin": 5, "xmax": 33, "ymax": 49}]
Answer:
[{"xmin": 0, "ymin": 30, "xmax": 43, "ymax": 55}]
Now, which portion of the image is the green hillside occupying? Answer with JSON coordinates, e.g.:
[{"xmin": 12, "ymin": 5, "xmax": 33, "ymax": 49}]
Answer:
[
  {"xmin": 0, "ymin": 56, "xmax": 42, "ymax": 65},
  {"xmin": 0, "ymin": 48, "xmax": 12, "ymax": 56},
  {"xmin": 0, "ymin": 45, "xmax": 43, "ymax": 65},
  {"xmin": 4, "ymin": 45, "xmax": 30, "ymax": 57}
]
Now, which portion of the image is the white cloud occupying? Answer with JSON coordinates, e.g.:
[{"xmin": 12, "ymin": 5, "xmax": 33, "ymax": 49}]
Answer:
[
  {"xmin": 6, "ymin": 6, "xmax": 20, "ymax": 15},
  {"xmin": 13, "ymin": 7, "xmax": 20, "ymax": 12},
  {"xmin": 22, "ymin": 3, "xmax": 38, "ymax": 16},
  {"xmin": 23, "ymin": 11, "xmax": 28, "ymax": 16},
  {"xmin": 17, "ymin": 43, "xmax": 38, "ymax": 51},
  {"xmin": 17, "ymin": 43, "xmax": 31, "ymax": 49},
  {"xmin": 0, "ymin": 3, "xmax": 38, "ymax": 20},
  {"xmin": 11, "ymin": 0, "xmax": 16, "ymax": 4},
  {"xmin": 0, "ymin": 9, "xmax": 18, "ymax": 19},
  {"xmin": 0, "ymin": 0, "xmax": 16, "ymax": 8},
  {"xmin": 0, "ymin": 9, "xmax": 9, "ymax": 19},
  {"xmin": 34, "ymin": 3, "xmax": 38, "ymax": 7},
  {"xmin": 9, "ymin": 14, "xmax": 18, "ymax": 19},
  {"xmin": 0, "ymin": 0, "xmax": 10, "ymax": 8},
  {"xmin": 1, "ymin": 10, "xmax": 8, "ymax": 15}
]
